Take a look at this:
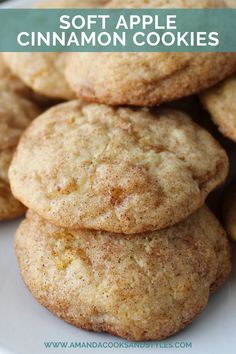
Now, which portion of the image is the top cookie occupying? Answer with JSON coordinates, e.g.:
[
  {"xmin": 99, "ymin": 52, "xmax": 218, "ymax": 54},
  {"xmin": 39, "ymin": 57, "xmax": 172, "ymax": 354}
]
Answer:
[
  {"xmin": 9, "ymin": 101, "xmax": 228, "ymax": 233},
  {"xmin": 65, "ymin": 0, "xmax": 236, "ymax": 106},
  {"xmin": 2, "ymin": 0, "xmax": 108, "ymax": 100},
  {"xmin": 200, "ymin": 74, "xmax": 236, "ymax": 142}
]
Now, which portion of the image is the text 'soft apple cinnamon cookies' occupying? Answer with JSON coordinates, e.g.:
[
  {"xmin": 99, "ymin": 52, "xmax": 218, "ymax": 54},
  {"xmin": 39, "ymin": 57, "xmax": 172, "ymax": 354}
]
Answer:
[
  {"xmin": 65, "ymin": 0, "xmax": 236, "ymax": 106},
  {"xmin": 9, "ymin": 101, "xmax": 228, "ymax": 233},
  {"xmin": 2, "ymin": 0, "xmax": 108, "ymax": 100},
  {"xmin": 15, "ymin": 207, "xmax": 231, "ymax": 341}
]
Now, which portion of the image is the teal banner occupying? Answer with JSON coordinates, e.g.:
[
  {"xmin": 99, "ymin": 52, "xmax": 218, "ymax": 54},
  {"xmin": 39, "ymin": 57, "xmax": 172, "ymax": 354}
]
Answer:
[{"xmin": 0, "ymin": 9, "xmax": 235, "ymax": 52}]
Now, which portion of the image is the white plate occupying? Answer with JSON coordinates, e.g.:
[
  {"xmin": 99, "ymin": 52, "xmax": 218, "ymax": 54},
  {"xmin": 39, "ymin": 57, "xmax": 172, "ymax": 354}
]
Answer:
[{"xmin": 0, "ymin": 1, "xmax": 236, "ymax": 353}]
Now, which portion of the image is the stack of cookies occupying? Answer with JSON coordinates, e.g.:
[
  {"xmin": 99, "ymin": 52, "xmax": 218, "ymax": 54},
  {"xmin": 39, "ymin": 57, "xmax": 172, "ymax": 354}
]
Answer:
[{"xmin": 1, "ymin": 0, "xmax": 236, "ymax": 342}]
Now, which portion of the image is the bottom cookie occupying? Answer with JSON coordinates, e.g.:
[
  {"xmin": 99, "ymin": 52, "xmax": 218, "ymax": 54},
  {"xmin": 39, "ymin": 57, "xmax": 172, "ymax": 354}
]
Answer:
[{"xmin": 15, "ymin": 207, "xmax": 231, "ymax": 341}]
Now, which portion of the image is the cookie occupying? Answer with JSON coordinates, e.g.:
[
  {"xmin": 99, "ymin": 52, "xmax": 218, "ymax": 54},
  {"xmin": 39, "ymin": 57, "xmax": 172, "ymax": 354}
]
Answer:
[
  {"xmin": 15, "ymin": 207, "xmax": 231, "ymax": 341},
  {"xmin": 0, "ymin": 85, "xmax": 41, "ymax": 220},
  {"xmin": 200, "ymin": 74, "xmax": 236, "ymax": 142},
  {"xmin": 222, "ymin": 179, "xmax": 236, "ymax": 241},
  {"xmin": 0, "ymin": 179, "xmax": 25, "ymax": 221},
  {"xmin": 0, "ymin": 54, "xmax": 32, "ymax": 97},
  {"xmin": 2, "ymin": 0, "xmax": 108, "ymax": 100},
  {"xmin": 1, "ymin": 53, "xmax": 59, "ymax": 108},
  {"xmin": 9, "ymin": 101, "xmax": 228, "ymax": 233},
  {"xmin": 225, "ymin": 0, "xmax": 236, "ymax": 7},
  {"xmin": 35, "ymin": 0, "xmax": 108, "ymax": 7},
  {"xmin": 107, "ymin": 0, "xmax": 227, "ymax": 8},
  {"xmin": 65, "ymin": 0, "xmax": 236, "ymax": 106},
  {"xmin": 2, "ymin": 52, "xmax": 76, "ymax": 100}
]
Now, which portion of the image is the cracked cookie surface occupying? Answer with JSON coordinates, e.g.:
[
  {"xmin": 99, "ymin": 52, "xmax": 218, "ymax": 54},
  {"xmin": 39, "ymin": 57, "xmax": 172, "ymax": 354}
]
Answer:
[
  {"xmin": 9, "ymin": 101, "xmax": 228, "ymax": 233},
  {"xmin": 65, "ymin": 0, "xmax": 236, "ymax": 106},
  {"xmin": 15, "ymin": 207, "xmax": 231, "ymax": 341}
]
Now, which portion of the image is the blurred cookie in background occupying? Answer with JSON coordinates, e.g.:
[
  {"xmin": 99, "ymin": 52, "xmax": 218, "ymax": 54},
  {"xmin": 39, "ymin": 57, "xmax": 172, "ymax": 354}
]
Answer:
[
  {"xmin": 225, "ymin": 0, "xmax": 236, "ymax": 7},
  {"xmin": 0, "ymin": 54, "xmax": 32, "ymax": 97},
  {"xmin": 2, "ymin": 0, "xmax": 108, "ymax": 100},
  {"xmin": 65, "ymin": 0, "xmax": 236, "ymax": 106},
  {"xmin": 200, "ymin": 74, "xmax": 236, "ymax": 143},
  {"xmin": 222, "ymin": 178, "xmax": 236, "ymax": 241},
  {"xmin": 0, "ymin": 60, "xmax": 41, "ymax": 220}
]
